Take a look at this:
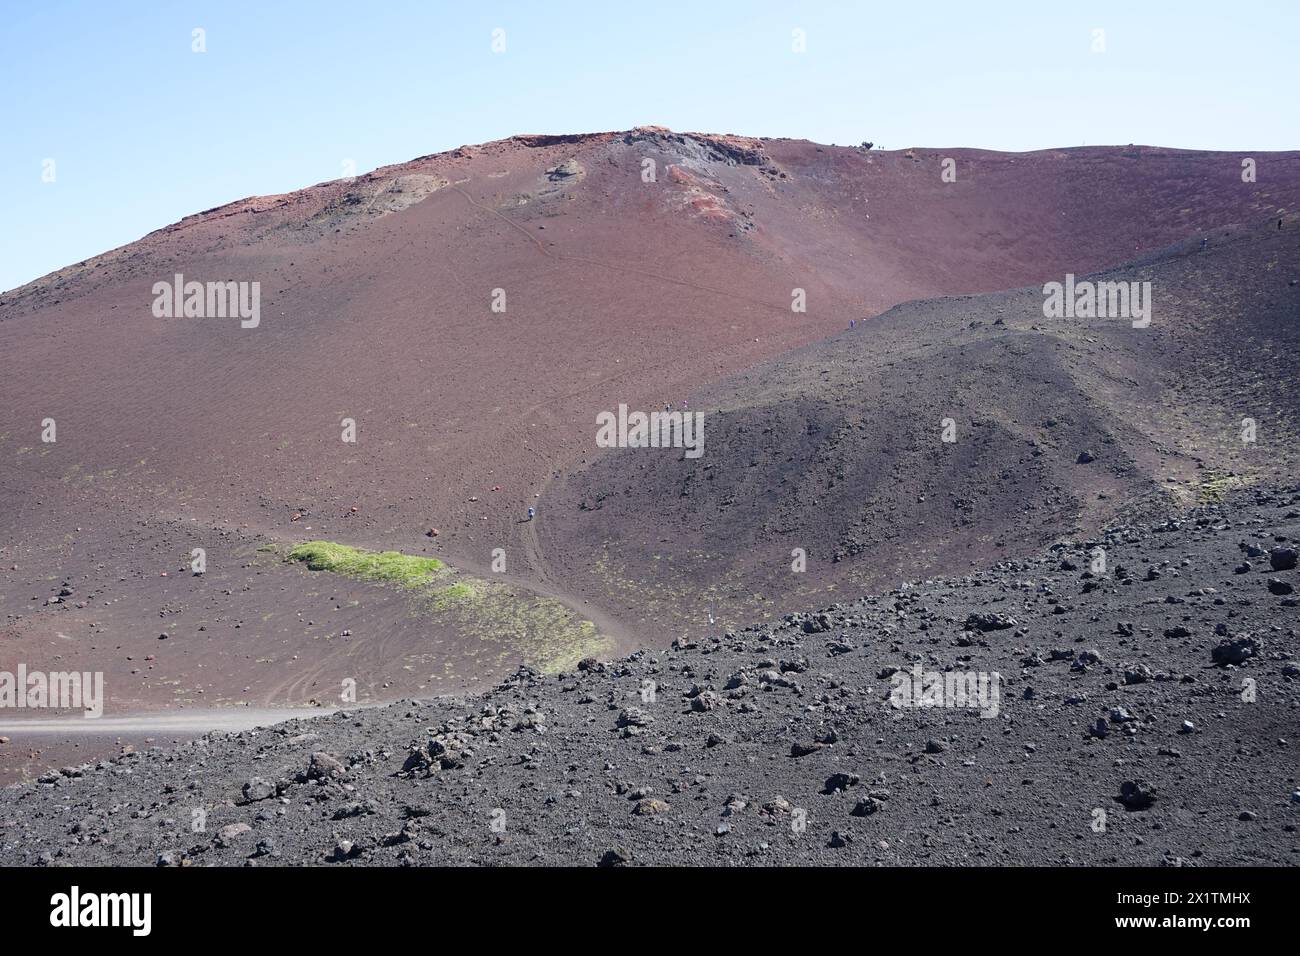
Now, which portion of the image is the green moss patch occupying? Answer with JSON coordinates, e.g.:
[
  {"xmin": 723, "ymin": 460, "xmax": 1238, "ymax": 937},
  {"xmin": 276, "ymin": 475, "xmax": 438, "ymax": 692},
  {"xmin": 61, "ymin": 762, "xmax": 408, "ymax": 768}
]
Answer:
[
  {"xmin": 286, "ymin": 539, "xmax": 611, "ymax": 674},
  {"xmin": 288, "ymin": 540, "xmax": 443, "ymax": 589},
  {"xmin": 1193, "ymin": 471, "xmax": 1248, "ymax": 503}
]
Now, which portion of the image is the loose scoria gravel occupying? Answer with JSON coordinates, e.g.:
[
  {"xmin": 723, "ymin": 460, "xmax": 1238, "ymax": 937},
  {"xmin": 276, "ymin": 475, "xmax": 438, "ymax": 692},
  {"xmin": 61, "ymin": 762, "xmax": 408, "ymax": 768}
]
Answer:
[{"xmin": 2, "ymin": 487, "xmax": 1297, "ymax": 867}]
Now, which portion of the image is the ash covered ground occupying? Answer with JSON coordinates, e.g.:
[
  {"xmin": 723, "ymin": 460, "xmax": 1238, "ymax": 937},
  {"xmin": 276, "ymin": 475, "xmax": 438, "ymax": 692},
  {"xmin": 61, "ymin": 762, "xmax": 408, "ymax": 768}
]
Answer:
[{"xmin": 3, "ymin": 487, "xmax": 1295, "ymax": 867}]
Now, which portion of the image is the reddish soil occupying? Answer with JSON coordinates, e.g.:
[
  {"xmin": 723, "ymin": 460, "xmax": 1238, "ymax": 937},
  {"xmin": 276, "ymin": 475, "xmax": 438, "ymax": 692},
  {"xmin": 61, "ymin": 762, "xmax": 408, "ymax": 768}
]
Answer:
[{"xmin": 2, "ymin": 128, "xmax": 1298, "ymax": 780}]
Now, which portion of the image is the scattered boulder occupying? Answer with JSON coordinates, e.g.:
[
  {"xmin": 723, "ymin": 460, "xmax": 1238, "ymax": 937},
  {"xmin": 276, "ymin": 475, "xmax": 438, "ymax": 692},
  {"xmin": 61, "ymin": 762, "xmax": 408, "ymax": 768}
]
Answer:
[
  {"xmin": 851, "ymin": 796, "xmax": 884, "ymax": 816},
  {"xmin": 964, "ymin": 612, "xmax": 1016, "ymax": 632},
  {"xmin": 689, "ymin": 691, "xmax": 720, "ymax": 713},
  {"xmin": 241, "ymin": 777, "xmax": 276, "ymax": 803},
  {"xmin": 801, "ymin": 613, "xmax": 833, "ymax": 634},
  {"xmin": 1123, "ymin": 664, "xmax": 1154, "ymax": 685},
  {"xmin": 329, "ymin": 839, "xmax": 361, "ymax": 862},
  {"xmin": 598, "ymin": 846, "xmax": 632, "ymax": 867},
  {"xmin": 1116, "ymin": 781, "xmax": 1157, "ymax": 811},
  {"xmin": 1212, "ymin": 637, "xmax": 1259, "ymax": 666},
  {"xmin": 1269, "ymin": 547, "xmax": 1298, "ymax": 571},
  {"xmin": 822, "ymin": 772, "xmax": 860, "ymax": 794},
  {"xmin": 308, "ymin": 752, "xmax": 346, "ymax": 779},
  {"xmin": 616, "ymin": 708, "xmax": 653, "ymax": 729},
  {"xmin": 399, "ymin": 748, "xmax": 432, "ymax": 776},
  {"xmin": 214, "ymin": 823, "xmax": 252, "ymax": 848}
]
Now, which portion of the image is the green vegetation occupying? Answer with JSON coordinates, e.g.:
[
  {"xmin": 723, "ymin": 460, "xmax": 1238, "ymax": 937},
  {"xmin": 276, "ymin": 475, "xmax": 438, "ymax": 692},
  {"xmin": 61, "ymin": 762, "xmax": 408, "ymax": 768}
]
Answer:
[
  {"xmin": 288, "ymin": 540, "xmax": 443, "ymax": 589},
  {"xmin": 286, "ymin": 539, "xmax": 612, "ymax": 674},
  {"xmin": 424, "ymin": 579, "xmax": 476, "ymax": 610},
  {"xmin": 1193, "ymin": 471, "xmax": 1247, "ymax": 503}
]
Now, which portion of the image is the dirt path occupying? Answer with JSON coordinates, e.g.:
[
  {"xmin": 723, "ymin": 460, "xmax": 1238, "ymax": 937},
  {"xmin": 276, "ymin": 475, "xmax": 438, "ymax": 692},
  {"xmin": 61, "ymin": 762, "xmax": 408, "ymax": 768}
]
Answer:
[
  {"xmin": 448, "ymin": 504, "xmax": 638, "ymax": 657},
  {"xmin": 0, "ymin": 706, "xmax": 346, "ymax": 737}
]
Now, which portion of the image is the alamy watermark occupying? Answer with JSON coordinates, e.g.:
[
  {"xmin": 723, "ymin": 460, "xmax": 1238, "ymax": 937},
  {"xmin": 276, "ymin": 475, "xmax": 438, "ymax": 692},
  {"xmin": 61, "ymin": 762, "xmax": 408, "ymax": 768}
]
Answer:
[
  {"xmin": 50, "ymin": 886, "xmax": 150, "ymax": 936},
  {"xmin": 888, "ymin": 663, "xmax": 1001, "ymax": 718},
  {"xmin": 596, "ymin": 403, "xmax": 704, "ymax": 459},
  {"xmin": 152, "ymin": 273, "xmax": 260, "ymax": 328},
  {"xmin": 0, "ymin": 665, "xmax": 104, "ymax": 718},
  {"xmin": 1043, "ymin": 274, "xmax": 1151, "ymax": 328}
]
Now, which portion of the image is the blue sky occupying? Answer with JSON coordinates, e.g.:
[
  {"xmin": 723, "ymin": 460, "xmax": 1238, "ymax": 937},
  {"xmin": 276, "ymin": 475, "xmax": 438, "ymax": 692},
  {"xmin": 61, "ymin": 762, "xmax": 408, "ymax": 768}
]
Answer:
[{"xmin": 2, "ymin": 0, "xmax": 1295, "ymax": 293}]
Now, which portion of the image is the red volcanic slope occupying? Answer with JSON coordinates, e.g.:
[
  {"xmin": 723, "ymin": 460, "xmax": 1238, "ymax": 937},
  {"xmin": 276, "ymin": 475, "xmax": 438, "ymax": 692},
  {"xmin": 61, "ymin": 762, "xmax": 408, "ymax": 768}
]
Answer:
[
  {"xmin": 4, "ymin": 130, "xmax": 1296, "ymax": 556},
  {"xmin": 1, "ymin": 129, "xmax": 1297, "ymax": 655}
]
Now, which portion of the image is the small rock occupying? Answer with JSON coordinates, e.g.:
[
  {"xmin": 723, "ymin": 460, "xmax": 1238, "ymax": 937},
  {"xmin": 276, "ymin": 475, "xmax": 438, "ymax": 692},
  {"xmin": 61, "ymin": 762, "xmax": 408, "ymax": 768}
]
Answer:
[
  {"xmin": 241, "ymin": 777, "xmax": 276, "ymax": 802},
  {"xmin": 308, "ymin": 752, "xmax": 347, "ymax": 779},
  {"xmin": 1268, "ymin": 547, "xmax": 1298, "ymax": 571},
  {"xmin": 215, "ymin": 823, "xmax": 252, "ymax": 847},
  {"xmin": 1212, "ymin": 637, "xmax": 1258, "ymax": 666},
  {"xmin": 598, "ymin": 846, "xmax": 631, "ymax": 867},
  {"xmin": 851, "ymin": 796, "xmax": 884, "ymax": 816},
  {"xmin": 616, "ymin": 708, "xmax": 653, "ymax": 729},
  {"xmin": 690, "ymin": 691, "xmax": 719, "ymax": 713},
  {"xmin": 964, "ymin": 612, "xmax": 1016, "ymax": 632},
  {"xmin": 822, "ymin": 772, "xmax": 860, "ymax": 794},
  {"xmin": 1116, "ymin": 780, "xmax": 1157, "ymax": 811},
  {"xmin": 330, "ymin": 839, "xmax": 360, "ymax": 862}
]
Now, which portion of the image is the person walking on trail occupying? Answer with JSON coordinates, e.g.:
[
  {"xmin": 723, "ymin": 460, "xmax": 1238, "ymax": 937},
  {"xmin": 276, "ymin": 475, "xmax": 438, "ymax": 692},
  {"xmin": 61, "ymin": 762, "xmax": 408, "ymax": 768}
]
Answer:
[{"xmin": 527, "ymin": 507, "xmax": 535, "ymax": 521}]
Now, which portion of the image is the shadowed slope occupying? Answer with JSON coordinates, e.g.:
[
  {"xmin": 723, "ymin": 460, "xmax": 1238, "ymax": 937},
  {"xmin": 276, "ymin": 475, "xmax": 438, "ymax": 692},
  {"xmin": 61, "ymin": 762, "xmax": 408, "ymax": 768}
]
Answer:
[{"xmin": 538, "ymin": 217, "xmax": 1300, "ymax": 640}]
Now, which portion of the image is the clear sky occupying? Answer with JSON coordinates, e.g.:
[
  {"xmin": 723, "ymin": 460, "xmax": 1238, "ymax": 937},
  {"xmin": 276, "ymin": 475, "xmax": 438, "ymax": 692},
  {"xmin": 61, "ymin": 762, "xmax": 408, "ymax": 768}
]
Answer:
[{"xmin": 2, "ymin": 0, "xmax": 1295, "ymax": 293}]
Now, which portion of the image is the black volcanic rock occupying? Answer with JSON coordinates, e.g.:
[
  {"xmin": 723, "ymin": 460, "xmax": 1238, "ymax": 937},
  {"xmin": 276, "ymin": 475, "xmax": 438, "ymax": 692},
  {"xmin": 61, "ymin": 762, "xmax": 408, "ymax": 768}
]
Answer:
[
  {"xmin": 1212, "ymin": 636, "xmax": 1259, "ymax": 666},
  {"xmin": 965, "ymin": 612, "xmax": 1016, "ymax": 632},
  {"xmin": 1117, "ymin": 781, "xmax": 1158, "ymax": 811},
  {"xmin": 0, "ymin": 488, "xmax": 1296, "ymax": 868}
]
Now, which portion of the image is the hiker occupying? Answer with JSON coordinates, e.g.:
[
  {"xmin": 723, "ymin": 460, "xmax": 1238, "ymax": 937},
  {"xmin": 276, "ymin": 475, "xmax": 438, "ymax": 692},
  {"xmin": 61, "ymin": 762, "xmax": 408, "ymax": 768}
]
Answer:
[
  {"xmin": 850, "ymin": 318, "xmax": 856, "ymax": 329},
  {"xmin": 527, "ymin": 507, "xmax": 535, "ymax": 521}
]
